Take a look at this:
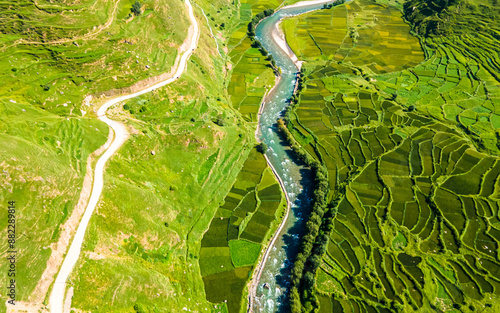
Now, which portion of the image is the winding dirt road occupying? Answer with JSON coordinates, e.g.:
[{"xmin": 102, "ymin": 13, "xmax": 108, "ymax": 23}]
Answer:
[{"xmin": 48, "ymin": 0, "xmax": 199, "ymax": 312}]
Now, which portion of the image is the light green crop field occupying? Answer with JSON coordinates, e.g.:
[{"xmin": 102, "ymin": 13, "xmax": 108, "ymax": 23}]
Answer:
[
  {"xmin": 280, "ymin": 0, "xmax": 500, "ymax": 312},
  {"xmin": 227, "ymin": 37, "xmax": 276, "ymax": 122},
  {"xmin": 65, "ymin": 23, "xmax": 261, "ymax": 310}
]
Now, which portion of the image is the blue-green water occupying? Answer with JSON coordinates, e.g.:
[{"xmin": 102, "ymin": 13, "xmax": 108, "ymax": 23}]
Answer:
[{"xmin": 253, "ymin": 2, "xmax": 334, "ymax": 312}]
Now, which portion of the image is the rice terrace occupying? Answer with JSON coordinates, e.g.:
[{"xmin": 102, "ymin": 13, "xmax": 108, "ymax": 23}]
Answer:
[{"xmin": 0, "ymin": 0, "xmax": 499, "ymax": 312}]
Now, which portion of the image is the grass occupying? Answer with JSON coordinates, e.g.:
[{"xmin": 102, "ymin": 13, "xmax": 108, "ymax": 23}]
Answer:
[{"xmin": 229, "ymin": 239, "xmax": 262, "ymax": 267}]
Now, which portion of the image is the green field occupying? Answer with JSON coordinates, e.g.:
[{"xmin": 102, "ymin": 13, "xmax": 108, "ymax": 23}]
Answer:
[
  {"xmin": 200, "ymin": 147, "xmax": 285, "ymax": 313},
  {"xmin": 281, "ymin": 0, "xmax": 500, "ymax": 312}
]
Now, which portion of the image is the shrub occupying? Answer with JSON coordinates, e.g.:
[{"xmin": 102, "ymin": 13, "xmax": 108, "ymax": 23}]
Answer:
[
  {"xmin": 256, "ymin": 142, "xmax": 268, "ymax": 154},
  {"xmin": 131, "ymin": 1, "xmax": 142, "ymax": 16},
  {"xmin": 213, "ymin": 115, "xmax": 225, "ymax": 126}
]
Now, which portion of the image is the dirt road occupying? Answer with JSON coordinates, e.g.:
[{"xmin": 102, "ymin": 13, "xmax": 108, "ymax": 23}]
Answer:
[{"xmin": 47, "ymin": 0, "xmax": 200, "ymax": 312}]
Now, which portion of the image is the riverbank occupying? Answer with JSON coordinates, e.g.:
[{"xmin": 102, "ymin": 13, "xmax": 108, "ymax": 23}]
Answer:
[
  {"xmin": 270, "ymin": 0, "xmax": 336, "ymax": 69},
  {"xmin": 248, "ymin": 1, "xmax": 338, "ymax": 311}
]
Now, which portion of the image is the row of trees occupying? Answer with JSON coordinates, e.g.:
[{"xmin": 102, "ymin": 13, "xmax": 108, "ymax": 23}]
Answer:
[
  {"xmin": 247, "ymin": 9, "xmax": 274, "ymax": 37},
  {"xmin": 277, "ymin": 66, "xmax": 343, "ymax": 312},
  {"xmin": 277, "ymin": 117, "xmax": 333, "ymax": 312},
  {"xmin": 322, "ymin": 0, "xmax": 345, "ymax": 9}
]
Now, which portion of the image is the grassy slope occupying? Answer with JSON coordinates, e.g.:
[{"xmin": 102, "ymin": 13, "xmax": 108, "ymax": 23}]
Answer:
[
  {"xmin": 0, "ymin": 0, "xmax": 189, "ymax": 113},
  {"xmin": 0, "ymin": 99, "xmax": 108, "ymax": 309}
]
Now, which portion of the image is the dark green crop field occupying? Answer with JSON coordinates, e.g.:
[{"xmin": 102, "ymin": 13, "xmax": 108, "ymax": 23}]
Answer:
[
  {"xmin": 200, "ymin": 146, "xmax": 286, "ymax": 313},
  {"xmin": 281, "ymin": 0, "xmax": 500, "ymax": 312}
]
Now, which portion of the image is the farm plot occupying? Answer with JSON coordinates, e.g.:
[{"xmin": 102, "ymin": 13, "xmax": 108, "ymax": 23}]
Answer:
[
  {"xmin": 281, "ymin": 0, "xmax": 424, "ymax": 73},
  {"xmin": 227, "ymin": 39, "xmax": 275, "ymax": 122},
  {"xmin": 199, "ymin": 147, "xmax": 285, "ymax": 312},
  {"xmin": 285, "ymin": 31, "xmax": 500, "ymax": 312}
]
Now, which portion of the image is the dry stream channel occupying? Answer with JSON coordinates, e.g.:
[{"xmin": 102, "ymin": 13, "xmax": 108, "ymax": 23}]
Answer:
[{"xmin": 252, "ymin": 1, "xmax": 336, "ymax": 312}]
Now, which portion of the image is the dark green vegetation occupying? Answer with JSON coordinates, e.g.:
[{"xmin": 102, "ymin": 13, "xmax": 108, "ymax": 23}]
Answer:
[
  {"xmin": 200, "ymin": 147, "xmax": 285, "ymax": 313},
  {"xmin": 280, "ymin": 0, "xmax": 500, "ymax": 312}
]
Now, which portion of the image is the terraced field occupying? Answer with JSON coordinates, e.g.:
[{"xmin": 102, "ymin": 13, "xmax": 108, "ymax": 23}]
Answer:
[
  {"xmin": 200, "ymin": 146, "xmax": 285, "ymax": 313},
  {"xmin": 280, "ymin": 0, "xmax": 500, "ymax": 312},
  {"xmin": 293, "ymin": 69, "xmax": 500, "ymax": 312},
  {"xmin": 282, "ymin": 0, "xmax": 423, "ymax": 72},
  {"xmin": 226, "ymin": 0, "xmax": 303, "ymax": 122},
  {"xmin": 0, "ymin": 0, "xmax": 190, "ymax": 112}
]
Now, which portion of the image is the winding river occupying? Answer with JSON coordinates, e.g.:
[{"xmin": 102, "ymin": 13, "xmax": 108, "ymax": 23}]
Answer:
[{"xmin": 251, "ymin": 1, "xmax": 335, "ymax": 312}]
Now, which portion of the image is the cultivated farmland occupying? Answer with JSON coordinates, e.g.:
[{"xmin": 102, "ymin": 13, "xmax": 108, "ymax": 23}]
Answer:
[
  {"xmin": 200, "ymin": 146, "xmax": 286, "ymax": 313},
  {"xmin": 281, "ymin": 0, "xmax": 500, "ymax": 312}
]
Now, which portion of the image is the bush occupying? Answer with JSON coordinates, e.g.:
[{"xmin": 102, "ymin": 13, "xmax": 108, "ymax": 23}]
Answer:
[
  {"xmin": 256, "ymin": 142, "xmax": 268, "ymax": 154},
  {"xmin": 213, "ymin": 115, "xmax": 225, "ymax": 126},
  {"xmin": 131, "ymin": 1, "xmax": 142, "ymax": 16}
]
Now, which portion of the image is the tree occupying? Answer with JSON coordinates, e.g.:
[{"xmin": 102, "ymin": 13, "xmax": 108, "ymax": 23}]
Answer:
[
  {"xmin": 256, "ymin": 142, "xmax": 268, "ymax": 154},
  {"xmin": 131, "ymin": 1, "xmax": 142, "ymax": 16},
  {"xmin": 213, "ymin": 115, "xmax": 225, "ymax": 126}
]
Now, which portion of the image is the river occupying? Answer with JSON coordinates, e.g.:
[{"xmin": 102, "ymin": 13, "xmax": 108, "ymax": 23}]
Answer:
[{"xmin": 252, "ymin": 1, "xmax": 335, "ymax": 312}]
